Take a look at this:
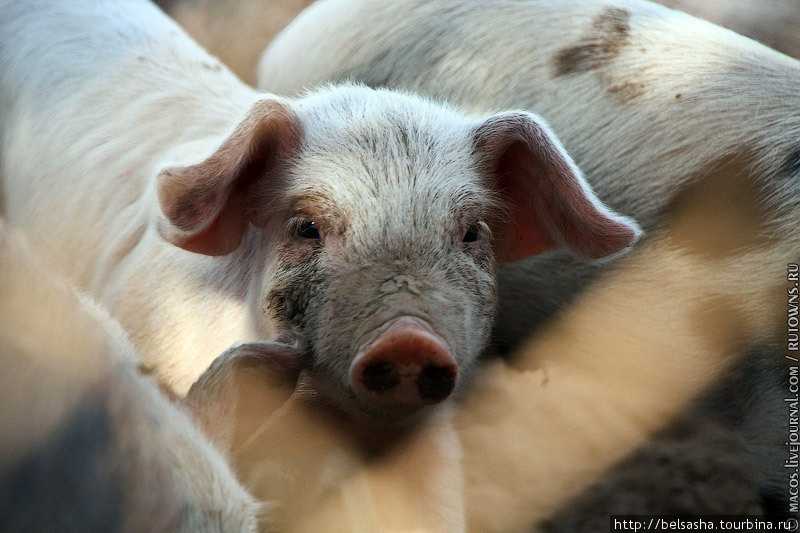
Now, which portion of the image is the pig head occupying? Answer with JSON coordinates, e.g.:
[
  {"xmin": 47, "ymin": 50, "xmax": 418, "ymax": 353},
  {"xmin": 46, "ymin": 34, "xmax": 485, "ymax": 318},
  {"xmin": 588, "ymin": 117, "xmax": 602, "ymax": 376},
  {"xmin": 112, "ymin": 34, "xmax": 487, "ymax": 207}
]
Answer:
[{"xmin": 157, "ymin": 85, "xmax": 641, "ymax": 422}]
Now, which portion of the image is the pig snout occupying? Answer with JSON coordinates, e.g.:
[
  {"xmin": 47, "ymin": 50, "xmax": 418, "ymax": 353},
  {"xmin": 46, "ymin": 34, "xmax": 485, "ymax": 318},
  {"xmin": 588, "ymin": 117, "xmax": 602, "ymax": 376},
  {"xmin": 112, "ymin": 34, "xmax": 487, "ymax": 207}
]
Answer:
[{"xmin": 349, "ymin": 316, "xmax": 458, "ymax": 410}]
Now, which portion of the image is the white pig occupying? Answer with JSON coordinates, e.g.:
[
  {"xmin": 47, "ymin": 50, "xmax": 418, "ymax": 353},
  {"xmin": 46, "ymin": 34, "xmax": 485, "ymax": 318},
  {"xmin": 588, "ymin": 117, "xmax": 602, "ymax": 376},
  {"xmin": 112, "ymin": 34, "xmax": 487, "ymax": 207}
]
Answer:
[
  {"xmin": 153, "ymin": 0, "xmax": 800, "ymax": 82},
  {"xmin": 0, "ymin": 0, "xmax": 639, "ymax": 423}
]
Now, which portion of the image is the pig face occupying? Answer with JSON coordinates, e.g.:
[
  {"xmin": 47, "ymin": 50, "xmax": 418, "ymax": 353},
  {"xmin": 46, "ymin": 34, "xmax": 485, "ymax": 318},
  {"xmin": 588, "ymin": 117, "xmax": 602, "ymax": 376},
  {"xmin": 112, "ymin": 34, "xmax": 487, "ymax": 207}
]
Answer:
[{"xmin": 157, "ymin": 85, "xmax": 640, "ymax": 423}]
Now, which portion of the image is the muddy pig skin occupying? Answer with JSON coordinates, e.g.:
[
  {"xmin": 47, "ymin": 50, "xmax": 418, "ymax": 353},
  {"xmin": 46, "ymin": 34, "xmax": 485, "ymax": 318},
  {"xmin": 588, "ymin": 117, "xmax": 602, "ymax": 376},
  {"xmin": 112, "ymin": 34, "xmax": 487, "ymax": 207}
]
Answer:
[{"xmin": 0, "ymin": 0, "xmax": 639, "ymax": 423}]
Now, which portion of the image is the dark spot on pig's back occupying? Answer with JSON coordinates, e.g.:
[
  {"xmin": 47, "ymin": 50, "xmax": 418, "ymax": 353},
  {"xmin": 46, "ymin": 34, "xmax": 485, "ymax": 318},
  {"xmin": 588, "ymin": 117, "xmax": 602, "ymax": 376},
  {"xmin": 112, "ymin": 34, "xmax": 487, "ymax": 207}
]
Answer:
[
  {"xmin": 554, "ymin": 7, "xmax": 632, "ymax": 76},
  {"xmin": 608, "ymin": 81, "xmax": 646, "ymax": 99}
]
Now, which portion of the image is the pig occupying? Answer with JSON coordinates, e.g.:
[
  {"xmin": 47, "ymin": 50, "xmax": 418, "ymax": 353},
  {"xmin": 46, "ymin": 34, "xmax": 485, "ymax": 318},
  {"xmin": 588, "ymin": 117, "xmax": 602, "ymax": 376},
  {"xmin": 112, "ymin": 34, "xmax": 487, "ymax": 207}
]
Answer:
[
  {"xmin": 259, "ymin": 0, "xmax": 800, "ymax": 348},
  {"xmin": 152, "ymin": 0, "xmax": 315, "ymax": 84},
  {"xmin": 0, "ymin": 219, "xmax": 261, "ymax": 533},
  {"xmin": 543, "ymin": 351, "xmax": 790, "ymax": 526},
  {"xmin": 0, "ymin": 0, "xmax": 639, "ymax": 422}
]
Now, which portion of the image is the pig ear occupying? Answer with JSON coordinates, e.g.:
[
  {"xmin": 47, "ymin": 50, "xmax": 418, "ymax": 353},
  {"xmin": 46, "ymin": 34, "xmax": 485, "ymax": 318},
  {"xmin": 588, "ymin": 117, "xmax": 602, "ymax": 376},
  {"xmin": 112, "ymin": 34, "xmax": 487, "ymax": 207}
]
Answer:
[
  {"xmin": 157, "ymin": 99, "xmax": 302, "ymax": 256},
  {"xmin": 183, "ymin": 341, "xmax": 309, "ymax": 452},
  {"xmin": 473, "ymin": 111, "xmax": 642, "ymax": 263}
]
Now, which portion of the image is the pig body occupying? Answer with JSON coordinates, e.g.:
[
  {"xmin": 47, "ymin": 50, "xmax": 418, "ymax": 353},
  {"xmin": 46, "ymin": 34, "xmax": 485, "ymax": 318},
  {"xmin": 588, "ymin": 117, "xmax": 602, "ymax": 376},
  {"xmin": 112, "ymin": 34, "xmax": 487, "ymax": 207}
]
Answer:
[
  {"xmin": 259, "ymin": 0, "xmax": 800, "ymax": 347},
  {"xmin": 455, "ymin": 229, "xmax": 794, "ymax": 531},
  {"xmin": 186, "ymin": 349, "xmax": 467, "ymax": 533},
  {"xmin": 0, "ymin": 0, "xmax": 264, "ymax": 394},
  {"xmin": 0, "ymin": 220, "xmax": 259, "ymax": 533},
  {"xmin": 0, "ymin": 0, "xmax": 637, "ymax": 421}
]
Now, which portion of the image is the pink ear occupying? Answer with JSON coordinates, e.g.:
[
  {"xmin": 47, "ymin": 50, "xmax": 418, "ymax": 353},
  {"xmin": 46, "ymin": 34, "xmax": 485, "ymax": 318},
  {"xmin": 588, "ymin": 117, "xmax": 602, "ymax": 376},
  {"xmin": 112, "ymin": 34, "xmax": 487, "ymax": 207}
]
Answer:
[
  {"xmin": 157, "ymin": 99, "xmax": 301, "ymax": 256},
  {"xmin": 473, "ymin": 112, "xmax": 641, "ymax": 263}
]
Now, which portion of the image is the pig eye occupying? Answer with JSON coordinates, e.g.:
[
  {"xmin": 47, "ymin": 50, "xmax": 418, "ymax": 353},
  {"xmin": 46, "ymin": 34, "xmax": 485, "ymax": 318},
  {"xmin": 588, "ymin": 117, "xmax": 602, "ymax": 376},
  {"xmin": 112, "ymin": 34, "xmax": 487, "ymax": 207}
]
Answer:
[
  {"xmin": 297, "ymin": 220, "xmax": 321, "ymax": 239},
  {"xmin": 462, "ymin": 223, "xmax": 482, "ymax": 243}
]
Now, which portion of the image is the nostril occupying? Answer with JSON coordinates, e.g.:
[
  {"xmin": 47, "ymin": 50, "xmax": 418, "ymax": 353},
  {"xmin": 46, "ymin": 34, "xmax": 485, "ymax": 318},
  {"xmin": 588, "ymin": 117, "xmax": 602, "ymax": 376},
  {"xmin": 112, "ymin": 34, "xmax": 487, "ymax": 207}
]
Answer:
[
  {"xmin": 416, "ymin": 364, "xmax": 456, "ymax": 402},
  {"xmin": 361, "ymin": 361, "xmax": 400, "ymax": 392}
]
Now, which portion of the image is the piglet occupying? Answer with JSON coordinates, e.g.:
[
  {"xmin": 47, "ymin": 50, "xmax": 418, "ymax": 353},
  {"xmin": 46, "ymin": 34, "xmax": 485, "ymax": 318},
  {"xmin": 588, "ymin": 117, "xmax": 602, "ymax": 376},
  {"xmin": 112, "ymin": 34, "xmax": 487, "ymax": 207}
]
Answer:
[
  {"xmin": 158, "ymin": 87, "xmax": 641, "ymax": 421},
  {"xmin": 0, "ymin": 0, "xmax": 637, "ymax": 424}
]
